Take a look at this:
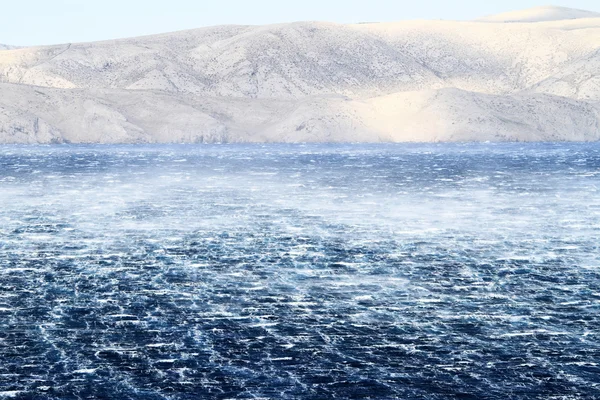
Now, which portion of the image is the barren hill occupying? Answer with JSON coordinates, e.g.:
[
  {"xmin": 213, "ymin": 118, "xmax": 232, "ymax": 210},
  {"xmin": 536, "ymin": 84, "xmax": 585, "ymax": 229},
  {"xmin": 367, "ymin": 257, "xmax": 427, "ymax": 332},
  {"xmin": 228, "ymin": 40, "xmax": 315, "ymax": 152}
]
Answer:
[{"xmin": 1, "ymin": 6, "xmax": 599, "ymax": 143}]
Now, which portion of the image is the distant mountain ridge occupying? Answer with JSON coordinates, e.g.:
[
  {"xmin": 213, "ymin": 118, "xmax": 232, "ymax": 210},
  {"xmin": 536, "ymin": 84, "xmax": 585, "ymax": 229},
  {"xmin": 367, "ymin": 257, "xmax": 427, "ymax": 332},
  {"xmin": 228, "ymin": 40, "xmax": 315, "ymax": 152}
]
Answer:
[
  {"xmin": 476, "ymin": 6, "xmax": 600, "ymax": 23},
  {"xmin": 1, "ymin": 5, "xmax": 600, "ymax": 143}
]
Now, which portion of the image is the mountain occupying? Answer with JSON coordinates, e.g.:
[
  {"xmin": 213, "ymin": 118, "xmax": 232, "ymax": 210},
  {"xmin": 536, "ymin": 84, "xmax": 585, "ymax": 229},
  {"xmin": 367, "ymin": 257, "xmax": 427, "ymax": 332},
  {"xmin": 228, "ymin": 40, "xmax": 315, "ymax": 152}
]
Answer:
[
  {"xmin": 1, "ymin": 6, "xmax": 600, "ymax": 143},
  {"xmin": 1, "ymin": 84, "xmax": 596, "ymax": 144},
  {"xmin": 476, "ymin": 6, "xmax": 600, "ymax": 23}
]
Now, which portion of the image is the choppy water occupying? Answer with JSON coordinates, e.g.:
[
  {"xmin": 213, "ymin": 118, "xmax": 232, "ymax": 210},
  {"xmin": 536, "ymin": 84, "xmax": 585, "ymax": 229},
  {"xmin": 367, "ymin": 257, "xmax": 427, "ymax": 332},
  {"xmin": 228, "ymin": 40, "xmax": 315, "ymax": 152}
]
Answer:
[{"xmin": 0, "ymin": 143, "xmax": 599, "ymax": 399}]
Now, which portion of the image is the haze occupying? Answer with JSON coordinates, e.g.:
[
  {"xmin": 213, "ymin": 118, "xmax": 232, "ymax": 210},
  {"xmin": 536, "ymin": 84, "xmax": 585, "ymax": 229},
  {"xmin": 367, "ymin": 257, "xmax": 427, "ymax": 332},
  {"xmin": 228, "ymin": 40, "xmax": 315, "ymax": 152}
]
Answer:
[{"xmin": 2, "ymin": 0, "xmax": 600, "ymax": 46}]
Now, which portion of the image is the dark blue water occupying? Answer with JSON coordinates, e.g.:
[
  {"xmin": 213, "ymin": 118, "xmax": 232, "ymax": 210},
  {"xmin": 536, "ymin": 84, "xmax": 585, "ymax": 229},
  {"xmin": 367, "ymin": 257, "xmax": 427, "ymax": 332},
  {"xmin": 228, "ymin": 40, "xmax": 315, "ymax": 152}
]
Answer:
[{"xmin": 0, "ymin": 143, "xmax": 599, "ymax": 399}]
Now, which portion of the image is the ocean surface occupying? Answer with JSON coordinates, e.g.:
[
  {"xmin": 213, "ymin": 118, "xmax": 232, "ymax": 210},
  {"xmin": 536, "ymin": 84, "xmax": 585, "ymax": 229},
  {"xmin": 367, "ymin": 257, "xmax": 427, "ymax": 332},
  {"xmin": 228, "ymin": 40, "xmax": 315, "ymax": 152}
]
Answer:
[{"xmin": 0, "ymin": 143, "xmax": 599, "ymax": 400}]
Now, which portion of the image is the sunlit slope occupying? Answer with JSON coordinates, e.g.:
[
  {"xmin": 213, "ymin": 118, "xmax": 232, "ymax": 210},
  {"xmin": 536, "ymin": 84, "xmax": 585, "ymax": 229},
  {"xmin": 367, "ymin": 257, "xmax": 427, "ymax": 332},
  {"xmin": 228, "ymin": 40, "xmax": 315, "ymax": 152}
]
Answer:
[
  {"xmin": 1, "ymin": 83, "xmax": 597, "ymax": 143},
  {"xmin": 0, "ymin": 6, "xmax": 599, "ymax": 143}
]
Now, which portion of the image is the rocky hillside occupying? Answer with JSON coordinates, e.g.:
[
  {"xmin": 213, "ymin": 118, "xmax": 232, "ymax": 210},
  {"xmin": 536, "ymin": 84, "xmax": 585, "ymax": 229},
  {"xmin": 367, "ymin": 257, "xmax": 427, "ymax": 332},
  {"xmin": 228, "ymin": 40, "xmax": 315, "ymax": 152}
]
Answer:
[{"xmin": 1, "ymin": 6, "xmax": 599, "ymax": 143}]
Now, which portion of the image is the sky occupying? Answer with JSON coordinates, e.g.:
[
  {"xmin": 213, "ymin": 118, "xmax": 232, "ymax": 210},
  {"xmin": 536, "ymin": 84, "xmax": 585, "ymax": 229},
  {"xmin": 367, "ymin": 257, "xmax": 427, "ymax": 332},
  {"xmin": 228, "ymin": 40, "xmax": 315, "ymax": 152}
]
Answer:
[{"xmin": 2, "ymin": 0, "xmax": 600, "ymax": 46}]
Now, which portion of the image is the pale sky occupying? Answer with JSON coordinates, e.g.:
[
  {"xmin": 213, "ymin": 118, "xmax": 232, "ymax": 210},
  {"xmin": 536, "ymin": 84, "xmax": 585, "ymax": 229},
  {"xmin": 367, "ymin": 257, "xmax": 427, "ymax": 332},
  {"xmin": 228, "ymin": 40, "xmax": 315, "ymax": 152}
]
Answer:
[{"xmin": 2, "ymin": 0, "xmax": 600, "ymax": 46}]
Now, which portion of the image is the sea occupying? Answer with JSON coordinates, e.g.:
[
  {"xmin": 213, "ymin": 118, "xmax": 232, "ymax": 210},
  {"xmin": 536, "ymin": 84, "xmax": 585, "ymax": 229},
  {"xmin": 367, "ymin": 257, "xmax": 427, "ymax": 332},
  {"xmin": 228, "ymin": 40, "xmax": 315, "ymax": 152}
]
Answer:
[{"xmin": 0, "ymin": 143, "xmax": 599, "ymax": 399}]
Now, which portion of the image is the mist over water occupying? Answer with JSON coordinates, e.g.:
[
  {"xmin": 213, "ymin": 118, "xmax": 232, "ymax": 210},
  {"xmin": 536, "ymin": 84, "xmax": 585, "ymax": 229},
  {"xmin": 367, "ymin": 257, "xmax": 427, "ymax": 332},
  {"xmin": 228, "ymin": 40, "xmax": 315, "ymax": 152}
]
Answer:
[{"xmin": 0, "ymin": 143, "xmax": 599, "ymax": 399}]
